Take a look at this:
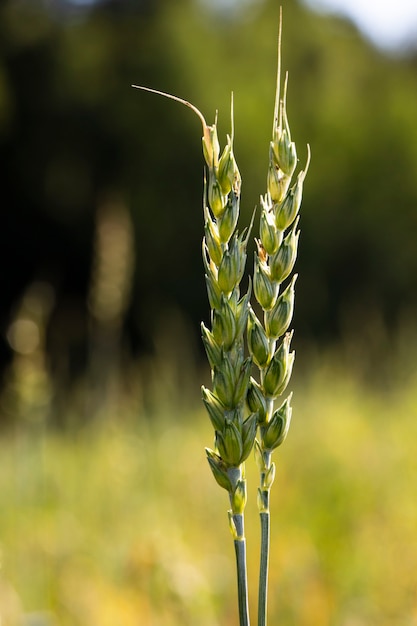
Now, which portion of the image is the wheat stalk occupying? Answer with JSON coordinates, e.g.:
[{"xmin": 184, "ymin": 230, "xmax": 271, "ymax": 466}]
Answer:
[
  {"xmin": 132, "ymin": 85, "xmax": 255, "ymax": 625},
  {"xmin": 200, "ymin": 95, "xmax": 256, "ymax": 626},
  {"xmin": 247, "ymin": 9, "xmax": 310, "ymax": 626}
]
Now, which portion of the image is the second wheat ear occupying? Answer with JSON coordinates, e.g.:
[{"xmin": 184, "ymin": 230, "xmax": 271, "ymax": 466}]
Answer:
[
  {"xmin": 132, "ymin": 9, "xmax": 309, "ymax": 624},
  {"xmin": 249, "ymin": 9, "xmax": 310, "ymax": 626}
]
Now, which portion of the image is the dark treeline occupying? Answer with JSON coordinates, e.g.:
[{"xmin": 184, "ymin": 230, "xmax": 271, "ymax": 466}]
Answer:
[{"xmin": 1, "ymin": 0, "xmax": 417, "ymax": 389}]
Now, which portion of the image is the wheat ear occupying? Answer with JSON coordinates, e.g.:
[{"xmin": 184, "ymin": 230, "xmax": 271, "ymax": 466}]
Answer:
[
  {"xmin": 132, "ymin": 84, "xmax": 254, "ymax": 626},
  {"xmin": 246, "ymin": 9, "xmax": 310, "ymax": 626},
  {"xmin": 201, "ymin": 94, "xmax": 255, "ymax": 626}
]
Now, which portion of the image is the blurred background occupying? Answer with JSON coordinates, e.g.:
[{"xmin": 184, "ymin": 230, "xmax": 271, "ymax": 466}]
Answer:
[{"xmin": 1, "ymin": 0, "xmax": 417, "ymax": 624}]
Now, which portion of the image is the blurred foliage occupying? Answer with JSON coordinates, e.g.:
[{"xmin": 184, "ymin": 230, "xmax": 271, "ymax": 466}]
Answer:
[
  {"xmin": 1, "ymin": 0, "xmax": 417, "ymax": 397},
  {"xmin": 0, "ymin": 348, "xmax": 416, "ymax": 625}
]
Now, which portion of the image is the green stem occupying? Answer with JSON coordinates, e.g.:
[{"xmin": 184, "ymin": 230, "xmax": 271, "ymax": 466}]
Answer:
[
  {"xmin": 233, "ymin": 513, "xmax": 251, "ymax": 626},
  {"xmin": 258, "ymin": 449, "xmax": 272, "ymax": 626},
  {"xmin": 258, "ymin": 506, "xmax": 270, "ymax": 626}
]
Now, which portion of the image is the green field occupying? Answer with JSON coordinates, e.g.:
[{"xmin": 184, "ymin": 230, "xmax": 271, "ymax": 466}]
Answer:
[{"xmin": 1, "ymin": 350, "xmax": 416, "ymax": 626}]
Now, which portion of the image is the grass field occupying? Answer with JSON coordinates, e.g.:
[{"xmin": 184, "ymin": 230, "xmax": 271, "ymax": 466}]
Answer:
[{"xmin": 1, "ymin": 346, "xmax": 416, "ymax": 625}]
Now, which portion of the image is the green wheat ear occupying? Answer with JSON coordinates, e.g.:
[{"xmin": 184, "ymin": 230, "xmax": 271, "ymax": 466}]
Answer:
[
  {"xmin": 132, "ymin": 84, "xmax": 253, "ymax": 625},
  {"xmin": 249, "ymin": 8, "xmax": 310, "ymax": 626},
  {"xmin": 200, "ymin": 95, "xmax": 254, "ymax": 626}
]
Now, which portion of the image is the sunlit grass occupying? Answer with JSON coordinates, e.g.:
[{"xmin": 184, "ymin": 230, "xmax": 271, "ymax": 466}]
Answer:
[{"xmin": 1, "ymin": 352, "xmax": 417, "ymax": 625}]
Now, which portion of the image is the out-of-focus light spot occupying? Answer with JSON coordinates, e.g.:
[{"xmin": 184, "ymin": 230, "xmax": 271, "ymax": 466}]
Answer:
[
  {"xmin": 7, "ymin": 320, "xmax": 40, "ymax": 355},
  {"xmin": 88, "ymin": 199, "xmax": 134, "ymax": 325}
]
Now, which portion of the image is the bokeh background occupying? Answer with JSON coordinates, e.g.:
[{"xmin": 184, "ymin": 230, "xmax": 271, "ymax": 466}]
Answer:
[{"xmin": 1, "ymin": 0, "xmax": 417, "ymax": 624}]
